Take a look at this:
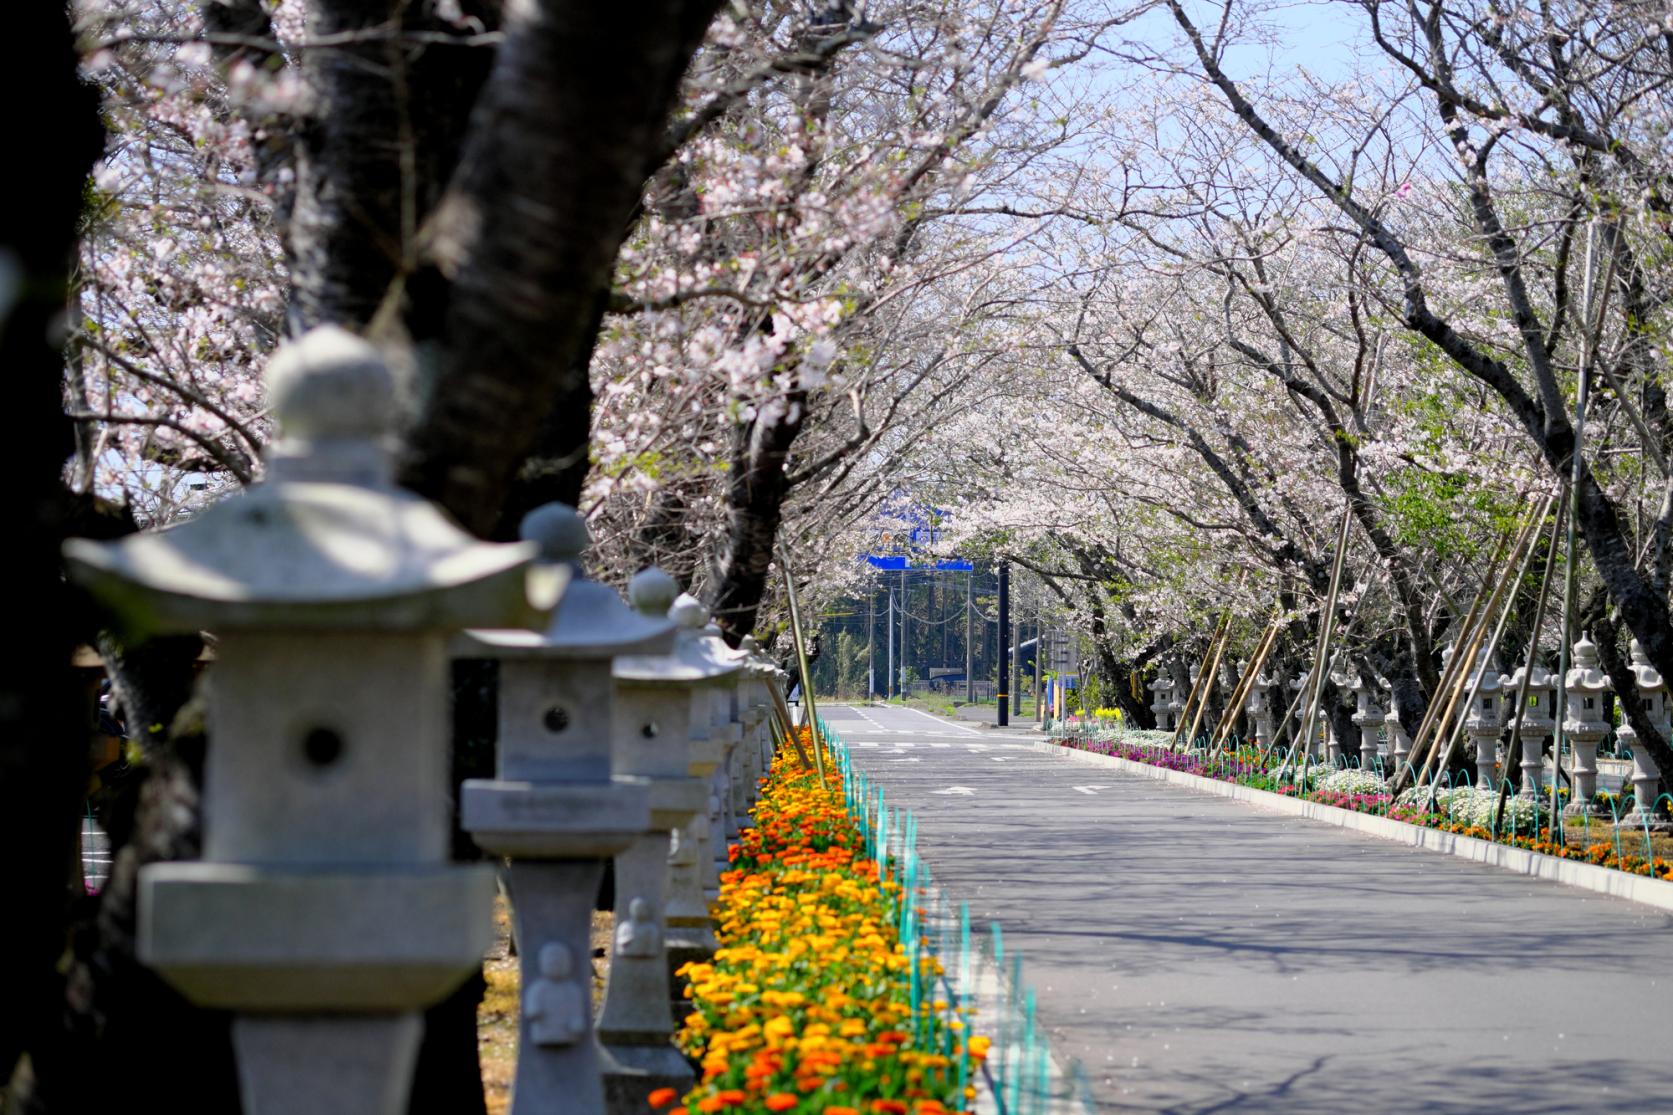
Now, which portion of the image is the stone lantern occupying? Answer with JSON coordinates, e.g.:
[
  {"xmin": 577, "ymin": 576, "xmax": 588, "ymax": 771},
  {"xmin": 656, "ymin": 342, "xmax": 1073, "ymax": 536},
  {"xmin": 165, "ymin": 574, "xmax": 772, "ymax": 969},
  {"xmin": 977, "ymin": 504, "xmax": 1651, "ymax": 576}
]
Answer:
[
  {"xmin": 1562, "ymin": 633, "xmax": 1612, "ymax": 817},
  {"xmin": 1325, "ymin": 657, "xmax": 1353, "ymax": 765},
  {"xmin": 1246, "ymin": 664, "xmax": 1276, "ymax": 749},
  {"xmin": 1149, "ymin": 673, "xmax": 1175, "ymax": 731},
  {"xmin": 668, "ymin": 595, "xmax": 745, "ymax": 901},
  {"xmin": 625, "ymin": 585, "xmax": 740, "ymax": 971},
  {"xmin": 1379, "ymin": 678, "xmax": 1414, "ymax": 774},
  {"xmin": 1167, "ymin": 662, "xmax": 1190, "ymax": 732},
  {"xmin": 1501, "ymin": 658, "xmax": 1556, "ymax": 798},
  {"xmin": 1616, "ymin": 639, "xmax": 1671, "ymax": 833},
  {"xmin": 731, "ymin": 636, "xmax": 775, "ymax": 825},
  {"xmin": 699, "ymin": 614, "xmax": 751, "ymax": 866},
  {"xmin": 458, "ymin": 505, "xmax": 663, "ymax": 1115},
  {"xmin": 1335, "ymin": 668, "xmax": 1384, "ymax": 770},
  {"xmin": 62, "ymin": 328, "xmax": 547, "ymax": 1115},
  {"xmin": 1462, "ymin": 648, "xmax": 1506, "ymax": 788},
  {"xmin": 1290, "ymin": 670, "xmax": 1315, "ymax": 758},
  {"xmin": 598, "ymin": 568, "xmax": 710, "ymax": 1110}
]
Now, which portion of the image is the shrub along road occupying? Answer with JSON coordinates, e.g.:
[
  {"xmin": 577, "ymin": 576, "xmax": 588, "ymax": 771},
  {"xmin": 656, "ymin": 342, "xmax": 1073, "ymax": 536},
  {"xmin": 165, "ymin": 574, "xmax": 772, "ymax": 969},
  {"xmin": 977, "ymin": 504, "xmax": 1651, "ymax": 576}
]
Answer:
[{"xmin": 827, "ymin": 703, "xmax": 1673, "ymax": 1114}]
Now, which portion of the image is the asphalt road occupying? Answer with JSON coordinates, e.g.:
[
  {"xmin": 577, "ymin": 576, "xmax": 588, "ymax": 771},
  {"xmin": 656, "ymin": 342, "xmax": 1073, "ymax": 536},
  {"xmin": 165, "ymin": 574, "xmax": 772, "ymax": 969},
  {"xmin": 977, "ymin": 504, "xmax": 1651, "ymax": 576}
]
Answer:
[{"xmin": 827, "ymin": 703, "xmax": 1673, "ymax": 1115}]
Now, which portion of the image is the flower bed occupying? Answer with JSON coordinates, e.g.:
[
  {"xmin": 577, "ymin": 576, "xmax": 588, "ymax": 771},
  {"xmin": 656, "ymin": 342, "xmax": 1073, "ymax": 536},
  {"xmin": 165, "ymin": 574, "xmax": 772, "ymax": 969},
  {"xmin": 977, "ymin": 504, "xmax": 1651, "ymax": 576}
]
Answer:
[
  {"xmin": 665, "ymin": 730, "xmax": 984, "ymax": 1115},
  {"xmin": 1051, "ymin": 729, "xmax": 1673, "ymax": 879}
]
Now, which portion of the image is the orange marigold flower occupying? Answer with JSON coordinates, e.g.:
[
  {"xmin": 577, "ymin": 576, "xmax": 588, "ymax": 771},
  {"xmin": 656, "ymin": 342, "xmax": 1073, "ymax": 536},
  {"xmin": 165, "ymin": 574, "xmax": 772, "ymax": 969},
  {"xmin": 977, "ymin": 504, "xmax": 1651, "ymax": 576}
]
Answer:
[
  {"xmin": 765, "ymin": 1095, "xmax": 799, "ymax": 1112},
  {"xmin": 870, "ymin": 1102, "xmax": 909, "ymax": 1115},
  {"xmin": 826, "ymin": 1108, "xmax": 860, "ymax": 1115},
  {"xmin": 697, "ymin": 1098, "xmax": 725, "ymax": 1114},
  {"xmin": 648, "ymin": 1088, "xmax": 679, "ymax": 1109},
  {"xmin": 717, "ymin": 1090, "xmax": 747, "ymax": 1106}
]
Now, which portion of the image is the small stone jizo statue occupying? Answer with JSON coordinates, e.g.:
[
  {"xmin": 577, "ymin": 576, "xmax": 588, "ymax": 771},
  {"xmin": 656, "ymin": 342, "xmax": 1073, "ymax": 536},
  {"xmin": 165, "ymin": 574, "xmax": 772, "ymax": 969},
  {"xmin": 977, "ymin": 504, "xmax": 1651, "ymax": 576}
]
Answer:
[{"xmin": 526, "ymin": 942, "xmax": 587, "ymax": 1046}]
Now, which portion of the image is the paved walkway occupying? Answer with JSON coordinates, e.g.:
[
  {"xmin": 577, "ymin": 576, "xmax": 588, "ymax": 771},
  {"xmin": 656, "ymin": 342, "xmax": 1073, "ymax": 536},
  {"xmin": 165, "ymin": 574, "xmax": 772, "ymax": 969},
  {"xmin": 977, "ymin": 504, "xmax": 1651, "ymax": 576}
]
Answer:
[{"xmin": 828, "ymin": 704, "xmax": 1673, "ymax": 1114}]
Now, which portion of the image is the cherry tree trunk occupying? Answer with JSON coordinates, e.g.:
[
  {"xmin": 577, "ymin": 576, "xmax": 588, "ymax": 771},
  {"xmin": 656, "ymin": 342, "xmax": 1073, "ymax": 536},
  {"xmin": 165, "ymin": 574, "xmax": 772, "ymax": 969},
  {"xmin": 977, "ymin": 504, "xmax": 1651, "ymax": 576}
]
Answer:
[{"xmin": 0, "ymin": 5, "xmax": 104, "ymax": 1101}]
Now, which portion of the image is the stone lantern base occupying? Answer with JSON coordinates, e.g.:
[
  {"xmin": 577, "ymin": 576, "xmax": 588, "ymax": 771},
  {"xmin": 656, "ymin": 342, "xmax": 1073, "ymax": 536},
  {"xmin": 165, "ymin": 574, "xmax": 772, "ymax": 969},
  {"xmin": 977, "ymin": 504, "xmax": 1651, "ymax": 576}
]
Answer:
[
  {"xmin": 599, "ymin": 1042, "xmax": 697, "ymax": 1114},
  {"xmin": 142, "ymin": 862, "xmax": 496, "ymax": 1115},
  {"xmin": 1614, "ymin": 809, "xmax": 1673, "ymax": 834},
  {"xmin": 141, "ymin": 863, "xmax": 497, "ymax": 1010}
]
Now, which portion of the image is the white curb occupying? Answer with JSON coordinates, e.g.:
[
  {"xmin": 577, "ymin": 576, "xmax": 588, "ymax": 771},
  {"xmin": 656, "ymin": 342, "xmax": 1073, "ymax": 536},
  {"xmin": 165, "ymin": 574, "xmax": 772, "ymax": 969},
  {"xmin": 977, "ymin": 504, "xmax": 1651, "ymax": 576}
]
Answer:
[{"xmin": 1032, "ymin": 740, "xmax": 1673, "ymax": 914}]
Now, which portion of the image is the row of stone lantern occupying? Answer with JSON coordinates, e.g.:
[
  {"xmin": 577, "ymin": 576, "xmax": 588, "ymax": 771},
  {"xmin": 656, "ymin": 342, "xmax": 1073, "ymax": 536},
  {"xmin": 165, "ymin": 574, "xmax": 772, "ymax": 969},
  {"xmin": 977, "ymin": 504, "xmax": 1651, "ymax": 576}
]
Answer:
[
  {"xmin": 62, "ymin": 329, "xmax": 793, "ymax": 1115},
  {"xmin": 1158, "ymin": 633, "xmax": 1669, "ymax": 812}
]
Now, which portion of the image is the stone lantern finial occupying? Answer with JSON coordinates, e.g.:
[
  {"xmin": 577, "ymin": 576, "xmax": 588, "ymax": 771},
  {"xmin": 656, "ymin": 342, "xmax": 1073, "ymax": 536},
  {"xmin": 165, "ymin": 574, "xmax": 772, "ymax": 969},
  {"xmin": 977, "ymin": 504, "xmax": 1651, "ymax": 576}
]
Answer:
[
  {"xmin": 520, "ymin": 503, "xmax": 592, "ymax": 568},
  {"xmin": 671, "ymin": 592, "xmax": 709, "ymax": 630},
  {"xmin": 265, "ymin": 326, "xmax": 395, "ymax": 485},
  {"xmin": 630, "ymin": 569, "xmax": 680, "ymax": 618},
  {"xmin": 268, "ymin": 327, "xmax": 392, "ymax": 436}
]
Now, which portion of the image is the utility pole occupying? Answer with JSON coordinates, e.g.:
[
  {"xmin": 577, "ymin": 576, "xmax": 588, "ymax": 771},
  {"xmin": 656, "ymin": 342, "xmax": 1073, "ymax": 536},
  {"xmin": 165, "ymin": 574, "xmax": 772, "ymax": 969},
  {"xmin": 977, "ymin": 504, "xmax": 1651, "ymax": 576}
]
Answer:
[
  {"xmin": 1034, "ymin": 606, "xmax": 1045, "ymax": 725},
  {"xmin": 867, "ymin": 589, "xmax": 876, "ymax": 700},
  {"xmin": 997, "ymin": 564, "xmax": 1010, "ymax": 726},
  {"xmin": 887, "ymin": 585, "xmax": 895, "ymax": 699},
  {"xmin": 899, "ymin": 568, "xmax": 909, "ymax": 696},
  {"xmin": 1011, "ymin": 612, "xmax": 1022, "ymax": 718},
  {"xmin": 964, "ymin": 570, "xmax": 974, "ymax": 703}
]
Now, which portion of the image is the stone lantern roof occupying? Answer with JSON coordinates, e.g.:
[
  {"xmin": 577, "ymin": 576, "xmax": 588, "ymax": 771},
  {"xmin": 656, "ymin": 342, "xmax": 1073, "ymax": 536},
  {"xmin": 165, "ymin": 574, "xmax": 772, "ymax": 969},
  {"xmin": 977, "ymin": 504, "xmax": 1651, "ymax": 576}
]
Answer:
[
  {"xmin": 614, "ymin": 573, "xmax": 741, "ymax": 684},
  {"xmin": 1626, "ymin": 639, "xmax": 1667, "ymax": 695},
  {"xmin": 1566, "ymin": 632, "xmax": 1613, "ymax": 693},
  {"xmin": 462, "ymin": 504, "xmax": 671, "ymax": 659},
  {"xmin": 672, "ymin": 593, "xmax": 745, "ymax": 683},
  {"xmin": 1503, "ymin": 660, "xmax": 1558, "ymax": 692},
  {"xmin": 64, "ymin": 327, "xmax": 545, "ymax": 633},
  {"xmin": 1466, "ymin": 647, "xmax": 1505, "ymax": 695}
]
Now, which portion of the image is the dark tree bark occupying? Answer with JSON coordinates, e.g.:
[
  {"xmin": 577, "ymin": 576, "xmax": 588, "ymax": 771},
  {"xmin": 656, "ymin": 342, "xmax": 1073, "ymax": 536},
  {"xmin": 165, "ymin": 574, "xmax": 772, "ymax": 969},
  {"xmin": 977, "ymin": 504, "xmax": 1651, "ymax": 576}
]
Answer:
[
  {"xmin": 52, "ymin": 699, "xmax": 242, "ymax": 1115},
  {"xmin": 286, "ymin": 0, "xmax": 412, "ymax": 331},
  {"xmin": 400, "ymin": 0, "xmax": 725, "ymax": 536},
  {"xmin": 0, "ymin": 6, "xmax": 105, "ymax": 1102},
  {"xmin": 710, "ymin": 394, "xmax": 810, "ymax": 643}
]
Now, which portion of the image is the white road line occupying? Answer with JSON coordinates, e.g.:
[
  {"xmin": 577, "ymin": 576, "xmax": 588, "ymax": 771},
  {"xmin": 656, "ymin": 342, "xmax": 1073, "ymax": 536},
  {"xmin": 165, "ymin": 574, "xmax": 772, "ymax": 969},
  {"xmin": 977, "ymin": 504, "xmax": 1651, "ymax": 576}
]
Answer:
[{"xmin": 895, "ymin": 706, "xmax": 984, "ymax": 735}]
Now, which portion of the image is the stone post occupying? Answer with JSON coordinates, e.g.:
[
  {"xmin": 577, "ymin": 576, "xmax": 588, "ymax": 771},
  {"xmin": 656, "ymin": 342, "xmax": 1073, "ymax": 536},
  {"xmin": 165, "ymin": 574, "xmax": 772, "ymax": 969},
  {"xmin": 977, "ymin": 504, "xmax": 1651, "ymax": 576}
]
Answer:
[
  {"xmin": 678, "ymin": 599, "xmax": 745, "ymax": 899},
  {"xmin": 1344, "ymin": 670, "xmax": 1386, "ymax": 771},
  {"xmin": 1562, "ymin": 633, "xmax": 1612, "ymax": 817},
  {"xmin": 1501, "ymin": 660, "xmax": 1555, "ymax": 799},
  {"xmin": 458, "ymin": 505, "xmax": 659, "ymax": 1115},
  {"xmin": 733, "ymin": 636, "xmax": 772, "ymax": 819},
  {"xmin": 1462, "ymin": 649, "xmax": 1506, "ymax": 789},
  {"xmin": 654, "ymin": 594, "xmax": 741, "ymax": 971},
  {"xmin": 63, "ymin": 328, "xmax": 542, "ymax": 1115},
  {"xmin": 1616, "ymin": 640, "xmax": 1672, "ymax": 833},
  {"xmin": 1149, "ymin": 673, "xmax": 1175, "ymax": 732},
  {"xmin": 1290, "ymin": 671, "xmax": 1314, "ymax": 759},
  {"xmin": 1246, "ymin": 665, "xmax": 1275, "ymax": 750},
  {"xmin": 1379, "ymin": 679, "xmax": 1413, "ymax": 774},
  {"xmin": 601, "ymin": 568, "xmax": 712, "ymax": 1111},
  {"xmin": 1325, "ymin": 659, "xmax": 1351, "ymax": 765}
]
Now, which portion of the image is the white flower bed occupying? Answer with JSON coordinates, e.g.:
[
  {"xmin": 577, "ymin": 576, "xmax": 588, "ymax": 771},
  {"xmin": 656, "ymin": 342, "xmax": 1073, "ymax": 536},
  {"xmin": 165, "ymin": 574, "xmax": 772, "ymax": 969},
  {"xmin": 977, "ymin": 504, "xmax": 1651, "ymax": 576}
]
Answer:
[
  {"xmin": 1393, "ymin": 786, "xmax": 1548, "ymax": 831},
  {"xmin": 1315, "ymin": 768, "xmax": 1386, "ymax": 795}
]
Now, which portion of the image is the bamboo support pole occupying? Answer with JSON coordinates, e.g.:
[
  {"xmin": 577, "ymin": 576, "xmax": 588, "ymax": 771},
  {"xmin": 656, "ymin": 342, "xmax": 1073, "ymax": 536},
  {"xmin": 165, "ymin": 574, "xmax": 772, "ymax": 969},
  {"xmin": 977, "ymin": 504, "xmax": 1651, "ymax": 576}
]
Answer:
[
  {"xmin": 1408, "ymin": 500, "xmax": 1548, "ymax": 795},
  {"xmin": 1492, "ymin": 498, "xmax": 1565, "ymax": 833},
  {"xmin": 1421, "ymin": 492, "xmax": 1558, "ymax": 802},
  {"xmin": 770, "ymin": 682, "xmax": 813, "ymax": 769},
  {"xmin": 779, "ymin": 548, "xmax": 827, "ymax": 788},
  {"xmin": 1208, "ymin": 616, "xmax": 1281, "ymax": 760},
  {"xmin": 1181, "ymin": 610, "xmax": 1238, "ymax": 752},
  {"xmin": 1168, "ymin": 610, "xmax": 1230, "ymax": 751},
  {"xmin": 1385, "ymin": 523, "xmax": 1518, "ymax": 796},
  {"xmin": 1276, "ymin": 508, "xmax": 1353, "ymax": 782}
]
